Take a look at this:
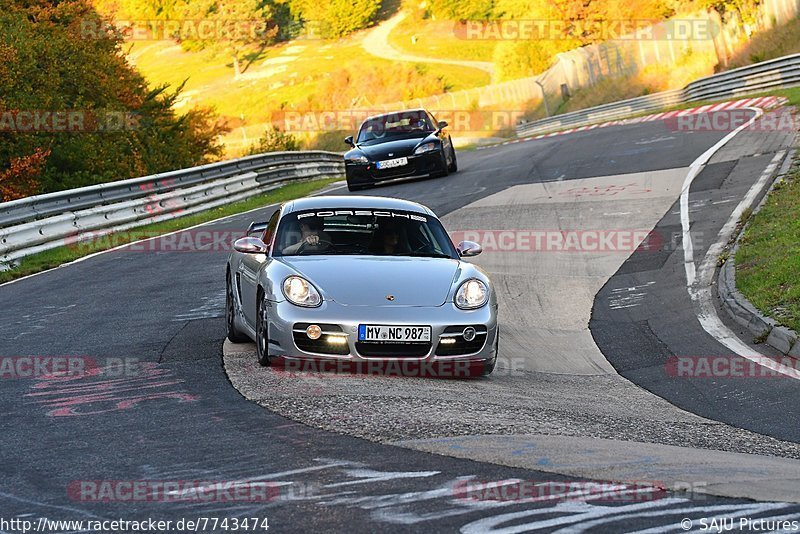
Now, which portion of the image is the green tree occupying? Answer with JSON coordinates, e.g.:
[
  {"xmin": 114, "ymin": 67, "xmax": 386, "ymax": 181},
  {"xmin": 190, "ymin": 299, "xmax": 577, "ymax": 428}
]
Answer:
[{"xmin": 246, "ymin": 125, "xmax": 299, "ymax": 154}]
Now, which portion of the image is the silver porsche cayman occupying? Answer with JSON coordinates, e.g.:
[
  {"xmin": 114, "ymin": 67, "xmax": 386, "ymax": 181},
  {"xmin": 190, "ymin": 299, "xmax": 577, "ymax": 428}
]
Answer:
[{"xmin": 225, "ymin": 195, "xmax": 498, "ymax": 376}]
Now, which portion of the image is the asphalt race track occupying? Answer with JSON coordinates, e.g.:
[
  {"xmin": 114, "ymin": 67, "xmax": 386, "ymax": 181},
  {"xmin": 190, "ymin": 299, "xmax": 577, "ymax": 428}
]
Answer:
[{"xmin": 2, "ymin": 108, "xmax": 800, "ymax": 532}]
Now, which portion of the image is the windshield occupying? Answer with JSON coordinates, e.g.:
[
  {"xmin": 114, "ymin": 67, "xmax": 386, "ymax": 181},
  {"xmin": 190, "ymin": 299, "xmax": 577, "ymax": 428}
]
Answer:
[
  {"xmin": 274, "ymin": 209, "xmax": 458, "ymax": 258},
  {"xmin": 356, "ymin": 111, "xmax": 434, "ymax": 144}
]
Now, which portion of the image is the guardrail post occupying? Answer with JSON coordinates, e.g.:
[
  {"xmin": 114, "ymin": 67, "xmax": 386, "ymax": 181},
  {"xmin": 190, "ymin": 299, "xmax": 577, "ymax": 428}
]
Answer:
[{"xmin": 534, "ymin": 80, "xmax": 550, "ymax": 118}]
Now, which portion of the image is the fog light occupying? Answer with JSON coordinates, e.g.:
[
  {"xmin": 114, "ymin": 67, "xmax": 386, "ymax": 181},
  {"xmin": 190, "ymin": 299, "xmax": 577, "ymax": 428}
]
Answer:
[
  {"xmin": 440, "ymin": 338, "xmax": 456, "ymax": 345},
  {"xmin": 327, "ymin": 335, "xmax": 347, "ymax": 344},
  {"xmin": 462, "ymin": 327, "xmax": 477, "ymax": 342},
  {"xmin": 306, "ymin": 325, "xmax": 322, "ymax": 340}
]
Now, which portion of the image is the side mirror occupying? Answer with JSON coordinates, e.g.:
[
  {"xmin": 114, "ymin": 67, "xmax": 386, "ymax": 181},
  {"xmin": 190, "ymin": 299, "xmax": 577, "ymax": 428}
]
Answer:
[
  {"xmin": 437, "ymin": 120, "xmax": 448, "ymax": 130},
  {"xmin": 344, "ymin": 135, "xmax": 354, "ymax": 147},
  {"xmin": 456, "ymin": 240, "xmax": 482, "ymax": 257},
  {"xmin": 233, "ymin": 237, "xmax": 269, "ymax": 254}
]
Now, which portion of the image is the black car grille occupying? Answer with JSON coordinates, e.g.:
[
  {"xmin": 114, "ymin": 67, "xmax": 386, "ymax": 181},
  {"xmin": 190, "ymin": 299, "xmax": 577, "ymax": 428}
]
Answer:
[
  {"xmin": 435, "ymin": 325, "xmax": 488, "ymax": 356},
  {"xmin": 293, "ymin": 323, "xmax": 350, "ymax": 356},
  {"xmin": 355, "ymin": 342, "xmax": 431, "ymax": 358}
]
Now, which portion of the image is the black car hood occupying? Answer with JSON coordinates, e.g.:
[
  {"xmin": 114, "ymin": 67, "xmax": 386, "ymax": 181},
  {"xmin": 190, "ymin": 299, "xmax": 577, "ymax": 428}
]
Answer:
[{"xmin": 356, "ymin": 135, "xmax": 436, "ymax": 160}]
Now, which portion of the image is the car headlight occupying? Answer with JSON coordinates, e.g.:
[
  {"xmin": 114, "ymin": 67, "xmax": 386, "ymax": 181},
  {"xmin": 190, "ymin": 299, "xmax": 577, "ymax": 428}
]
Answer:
[
  {"xmin": 414, "ymin": 142, "xmax": 438, "ymax": 154},
  {"xmin": 346, "ymin": 154, "xmax": 369, "ymax": 164},
  {"xmin": 454, "ymin": 279, "xmax": 489, "ymax": 309},
  {"xmin": 282, "ymin": 276, "xmax": 322, "ymax": 307}
]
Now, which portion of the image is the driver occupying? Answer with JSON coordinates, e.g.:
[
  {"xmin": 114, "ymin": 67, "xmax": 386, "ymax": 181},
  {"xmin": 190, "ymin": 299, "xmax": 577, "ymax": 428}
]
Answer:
[
  {"xmin": 282, "ymin": 217, "xmax": 330, "ymax": 254},
  {"xmin": 410, "ymin": 117, "xmax": 428, "ymax": 131}
]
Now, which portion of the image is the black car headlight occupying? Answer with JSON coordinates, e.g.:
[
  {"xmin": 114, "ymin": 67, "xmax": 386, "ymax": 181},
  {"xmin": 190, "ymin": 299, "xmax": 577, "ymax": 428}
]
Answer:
[
  {"xmin": 454, "ymin": 279, "xmax": 489, "ymax": 309},
  {"xmin": 346, "ymin": 154, "xmax": 369, "ymax": 164},
  {"xmin": 414, "ymin": 142, "xmax": 438, "ymax": 154},
  {"xmin": 283, "ymin": 276, "xmax": 322, "ymax": 307}
]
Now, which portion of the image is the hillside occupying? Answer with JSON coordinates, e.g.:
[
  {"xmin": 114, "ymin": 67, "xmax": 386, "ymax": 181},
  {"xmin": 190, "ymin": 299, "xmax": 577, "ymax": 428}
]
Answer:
[{"xmin": 115, "ymin": 0, "xmax": 800, "ymax": 155}]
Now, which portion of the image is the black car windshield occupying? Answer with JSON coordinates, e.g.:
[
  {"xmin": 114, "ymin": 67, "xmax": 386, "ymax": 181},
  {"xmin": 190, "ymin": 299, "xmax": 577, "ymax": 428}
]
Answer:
[
  {"xmin": 356, "ymin": 111, "xmax": 434, "ymax": 145},
  {"xmin": 274, "ymin": 209, "xmax": 458, "ymax": 258}
]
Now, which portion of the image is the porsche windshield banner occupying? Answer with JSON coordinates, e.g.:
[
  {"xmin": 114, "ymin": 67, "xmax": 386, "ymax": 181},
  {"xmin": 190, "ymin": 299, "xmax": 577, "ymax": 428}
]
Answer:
[{"xmin": 296, "ymin": 210, "xmax": 428, "ymax": 222}]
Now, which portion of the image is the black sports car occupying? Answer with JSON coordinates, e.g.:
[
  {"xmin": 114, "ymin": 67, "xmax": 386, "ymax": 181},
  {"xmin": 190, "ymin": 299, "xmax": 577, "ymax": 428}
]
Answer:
[{"xmin": 343, "ymin": 109, "xmax": 457, "ymax": 191}]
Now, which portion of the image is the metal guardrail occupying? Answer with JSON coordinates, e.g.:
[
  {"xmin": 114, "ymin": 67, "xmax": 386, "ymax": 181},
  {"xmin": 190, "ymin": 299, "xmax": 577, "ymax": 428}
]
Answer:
[
  {"xmin": 0, "ymin": 151, "xmax": 344, "ymax": 267},
  {"xmin": 517, "ymin": 53, "xmax": 800, "ymax": 137}
]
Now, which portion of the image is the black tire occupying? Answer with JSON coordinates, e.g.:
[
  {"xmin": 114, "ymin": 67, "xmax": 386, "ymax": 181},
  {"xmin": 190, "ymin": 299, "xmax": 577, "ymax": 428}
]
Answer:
[
  {"xmin": 434, "ymin": 149, "xmax": 449, "ymax": 178},
  {"xmin": 448, "ymin": 146, "xmax": 458, "ymax": 173},
  {"xmin": 347, "ymin": 181, "xmax": 368, "ymax": 192},
  {"xmin": 226, "ymin": 272, "xmax": 250, "ymax": 343},
  {"xmin": 256, "ymin": 291, "xmax": 274, "ymax": 367}
]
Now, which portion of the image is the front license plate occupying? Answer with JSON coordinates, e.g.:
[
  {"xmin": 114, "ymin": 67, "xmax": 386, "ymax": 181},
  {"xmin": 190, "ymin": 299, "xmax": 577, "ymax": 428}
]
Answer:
[
  {"xmin": 376, "ymin": 157, "xmax": 408, "ymax": 169},
  {"xmin": 358, "ymin": 325, "xmax": 431, "ymax": 342}
]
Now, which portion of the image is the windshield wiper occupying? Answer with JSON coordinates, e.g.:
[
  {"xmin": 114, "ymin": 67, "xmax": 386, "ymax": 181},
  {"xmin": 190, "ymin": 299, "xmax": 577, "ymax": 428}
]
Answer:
[
  {"xmin": 403, "ymin": 252, "xmax": 454, "ymax": 259},
  {"xmin": 295, "ymin": 250, "xmax": 342, "ymax": 256}
]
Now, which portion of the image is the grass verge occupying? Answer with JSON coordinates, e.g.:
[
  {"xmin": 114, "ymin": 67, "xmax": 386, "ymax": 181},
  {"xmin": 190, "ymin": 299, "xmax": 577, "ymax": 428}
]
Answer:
[
  {"xmin": 0, "ymin": 177, "xmax": 341, "ymax": 285},
  {"xmin": 735, "ymin": 157, "xmax": 800, "ymax": 333}
]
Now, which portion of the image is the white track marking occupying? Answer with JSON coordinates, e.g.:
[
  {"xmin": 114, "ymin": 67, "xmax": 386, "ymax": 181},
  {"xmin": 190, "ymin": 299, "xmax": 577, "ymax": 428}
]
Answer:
[
  {"xmin": 165, "ymin": 459, "xmax": 356, "ymax": 497},
  {"xmin": 323, "ymin": 469, "xmax": 441, "ymax": 488},
  {"xmin": 460, "ymin": 498, "xmax": 689, "ymax": 533},
  {"xmin": 679, "ymin": 106, "xmax": 800, "ymax": 381},
  {"xmin": 679, "ymin": 107, "xmax": 764, "ymax": 287}
]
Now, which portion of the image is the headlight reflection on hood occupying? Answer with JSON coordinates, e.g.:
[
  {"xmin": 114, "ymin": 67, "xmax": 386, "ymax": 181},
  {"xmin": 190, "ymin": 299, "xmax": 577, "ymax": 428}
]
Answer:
[
  {"xmin": 454, "ymin": 279, "xmax": 489, "ymax": 309},
  {"xmin": 283, "ymin": 276, "xmax": 322, "ymax": 307},
  {"xmin": 346, "ymin": 154, "xmax": 369, "ymax": 164}
]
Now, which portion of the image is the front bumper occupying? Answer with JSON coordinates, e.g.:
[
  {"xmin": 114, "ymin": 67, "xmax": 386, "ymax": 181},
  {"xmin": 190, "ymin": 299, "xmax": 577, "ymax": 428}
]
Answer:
[
  {"xmin": 345, "ymin": 151, "xmax": 445, "ymax": 187},
  {"xmin": 265, "ymin": 298, "xmax": 498, "ymax": 365}
]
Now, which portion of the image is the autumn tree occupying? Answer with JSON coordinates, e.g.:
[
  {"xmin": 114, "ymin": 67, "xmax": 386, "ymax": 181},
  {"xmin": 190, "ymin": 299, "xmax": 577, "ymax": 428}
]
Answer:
[
  {"xmin": 0, "ymin": 0, "xmax": 227, "ymax": 195},
  {"xmin": 174, "ymin": 0, "xmax": 280, "ymax": 79},
  {"xmin": 288, "ymin": 0, "xmax": 381, "ymax": 39}
]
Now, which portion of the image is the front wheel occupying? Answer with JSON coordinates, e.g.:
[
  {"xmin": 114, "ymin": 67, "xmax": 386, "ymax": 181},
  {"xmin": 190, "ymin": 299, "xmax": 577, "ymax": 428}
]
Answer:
[
  {"xmin": 226, "ymin": 273, "xmax": 250, "ymax": 343},
  {"xmin": 347, "ymin": 179, "xmax": 368, "ymax": 192},
  {"xmin": 448, "ymin": 147, "xmax": 458, "ymax": 173},
  {"xmin": 256, "ymin": 293, "xmax": 274, "ymax": 367},
  {"xmin": 434, "ymin": 149, "xmax": 449, "ymax": 178}
]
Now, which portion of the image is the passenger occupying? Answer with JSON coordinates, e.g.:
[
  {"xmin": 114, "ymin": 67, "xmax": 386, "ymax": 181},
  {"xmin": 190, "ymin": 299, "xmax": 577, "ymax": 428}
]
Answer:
[{"xmin": 370, "ymin": 221, "xmax": 405, "ymax": 254}]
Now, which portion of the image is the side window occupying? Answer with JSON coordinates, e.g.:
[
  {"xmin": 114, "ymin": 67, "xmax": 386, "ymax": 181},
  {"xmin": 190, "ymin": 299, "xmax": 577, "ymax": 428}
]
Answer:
[{"xmin": 262, "ymin": 209, "xmax": 280, "ymax": 248}]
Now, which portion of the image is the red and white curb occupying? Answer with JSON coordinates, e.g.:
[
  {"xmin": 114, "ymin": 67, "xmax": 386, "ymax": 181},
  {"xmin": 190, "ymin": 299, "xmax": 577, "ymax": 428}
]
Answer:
[{"xmin": 479, "ymin": 95, "xmax": 790, "ymax": 150}]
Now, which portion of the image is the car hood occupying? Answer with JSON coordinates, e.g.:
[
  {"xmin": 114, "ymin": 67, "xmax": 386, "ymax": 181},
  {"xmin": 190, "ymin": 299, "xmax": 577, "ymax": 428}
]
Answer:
[
  {"xmin": 279, "ymin": 256, "xmax": 459, "ymax": 307},
  {"xmin": 357, "ymin": 136, "xmax": 433, "ymax": 160}
]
